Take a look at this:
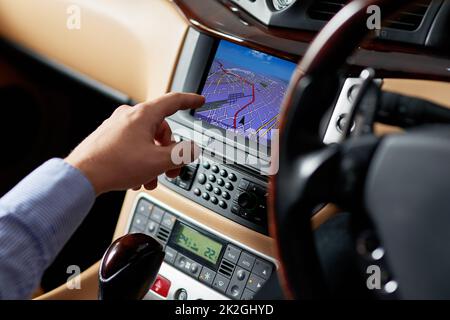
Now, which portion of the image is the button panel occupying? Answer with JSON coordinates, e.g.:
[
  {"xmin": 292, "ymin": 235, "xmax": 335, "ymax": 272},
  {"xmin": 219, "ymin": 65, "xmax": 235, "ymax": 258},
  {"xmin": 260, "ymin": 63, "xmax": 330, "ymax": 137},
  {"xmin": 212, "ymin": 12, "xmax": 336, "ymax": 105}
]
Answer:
[
  {"xmin": 161, "ymin": 157, "xmax": 268, "ymax": 234},
  {"xmin": 238, "ymin": 252, "xmax": 256, "ymax": 271},
  {"xmin": 129, "ymin": 197, "xmax": 275, "ymax": 300}
]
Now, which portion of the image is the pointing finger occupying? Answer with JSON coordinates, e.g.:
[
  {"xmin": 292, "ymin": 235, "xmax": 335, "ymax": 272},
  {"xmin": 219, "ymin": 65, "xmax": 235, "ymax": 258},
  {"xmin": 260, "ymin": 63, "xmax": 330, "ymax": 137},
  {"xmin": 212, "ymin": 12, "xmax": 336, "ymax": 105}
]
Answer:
[{"xmin": 138, "ymin": 92, "xmax": 205, "ymax": 121}]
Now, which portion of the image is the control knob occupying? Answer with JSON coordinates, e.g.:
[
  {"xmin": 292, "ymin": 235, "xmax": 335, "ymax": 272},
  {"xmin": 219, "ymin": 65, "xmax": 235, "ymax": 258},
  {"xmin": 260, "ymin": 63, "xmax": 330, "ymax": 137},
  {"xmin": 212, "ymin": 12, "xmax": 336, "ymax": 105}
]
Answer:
[{"xmin": 237, "ymin": 192, "xmax": 258, "ymax": 211}]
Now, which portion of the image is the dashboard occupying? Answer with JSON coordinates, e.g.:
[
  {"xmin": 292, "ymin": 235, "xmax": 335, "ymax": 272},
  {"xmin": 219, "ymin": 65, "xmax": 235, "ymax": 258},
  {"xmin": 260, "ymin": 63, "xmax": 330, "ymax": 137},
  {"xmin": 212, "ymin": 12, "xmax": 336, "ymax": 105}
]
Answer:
[
  {"xmin": 228, "ymin": 0, "xmax": 449, "ymax": 47},
  {"xmin": 0, "ymin": 0, "xmax": 448, "ymax": 300}
]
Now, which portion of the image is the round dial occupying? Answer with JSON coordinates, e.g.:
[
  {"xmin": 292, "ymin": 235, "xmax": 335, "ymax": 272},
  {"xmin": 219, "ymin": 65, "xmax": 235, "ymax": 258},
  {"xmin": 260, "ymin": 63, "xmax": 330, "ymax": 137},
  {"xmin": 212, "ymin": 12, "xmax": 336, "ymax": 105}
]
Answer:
[
  {"xmin": 272, "ymin": 0, "xmax": 296, "ymax": 11},
  {"xmin": 237, "ymin": 192, "xmax": 258, "ymax": 211}
]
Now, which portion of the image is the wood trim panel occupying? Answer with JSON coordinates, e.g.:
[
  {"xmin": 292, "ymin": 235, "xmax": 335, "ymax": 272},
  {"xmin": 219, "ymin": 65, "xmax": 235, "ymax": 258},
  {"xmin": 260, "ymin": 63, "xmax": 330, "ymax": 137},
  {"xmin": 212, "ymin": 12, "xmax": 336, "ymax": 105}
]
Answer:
[{"xmin": 173, "ymin": 0, "xmax": 450, "ymax": 81}]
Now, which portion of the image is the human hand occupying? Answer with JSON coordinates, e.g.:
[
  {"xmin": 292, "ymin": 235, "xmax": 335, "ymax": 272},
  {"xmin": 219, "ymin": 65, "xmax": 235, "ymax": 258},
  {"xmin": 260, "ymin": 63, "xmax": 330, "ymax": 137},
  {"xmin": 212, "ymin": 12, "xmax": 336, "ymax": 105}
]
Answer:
[{"xmin": 65, "ymin": 92, "xmax": 205, "ymax": 195}]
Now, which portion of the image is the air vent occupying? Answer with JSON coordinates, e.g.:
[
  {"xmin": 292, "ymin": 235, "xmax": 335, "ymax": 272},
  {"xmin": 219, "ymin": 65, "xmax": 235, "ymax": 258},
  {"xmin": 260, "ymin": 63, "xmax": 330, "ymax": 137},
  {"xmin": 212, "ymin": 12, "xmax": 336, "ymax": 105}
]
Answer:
[
  {"xmin": 307, "ymin": 0, "xmax": 431, "ymax": 31},
  {"xmin": 218, "ymin": 259, "xmax": 235, "ymax": 278},
  {"xmin": 156, "ymin": 226, "xmax": 170, "ymax": 243},
  {"xmin": 385, "ymin": 1, "xmax": 431, "ymax": 31},
  {"xmin": 307, "ymin": 0, "xmax": 348, "ymax": 21}
]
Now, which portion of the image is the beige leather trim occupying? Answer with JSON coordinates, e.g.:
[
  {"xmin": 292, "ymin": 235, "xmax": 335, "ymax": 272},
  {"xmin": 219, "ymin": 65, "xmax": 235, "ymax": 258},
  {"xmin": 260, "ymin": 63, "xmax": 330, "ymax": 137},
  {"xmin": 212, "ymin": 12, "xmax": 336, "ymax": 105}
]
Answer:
[
  {"xmin": 375, "ymin": 79, "xmax": 450, "ymax": 135},
  {"xmin": 383, "ymin": 79, "xmax": 450, "ymax": 108},
  {"xmin": 0, "ymin": 0, "xmax": 189, "ymax": 102},
  {"xmin": 36, "ymin": 262, "xmax": 100, "ymax": 300}
]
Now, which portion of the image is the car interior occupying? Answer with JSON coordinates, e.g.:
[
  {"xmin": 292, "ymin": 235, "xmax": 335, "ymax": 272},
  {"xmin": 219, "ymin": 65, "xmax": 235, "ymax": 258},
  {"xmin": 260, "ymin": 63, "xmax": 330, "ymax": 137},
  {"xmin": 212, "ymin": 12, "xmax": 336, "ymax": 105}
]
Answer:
[{"xmin": 1, "ymin": 0, "xmax": 449, "ymax": 300}]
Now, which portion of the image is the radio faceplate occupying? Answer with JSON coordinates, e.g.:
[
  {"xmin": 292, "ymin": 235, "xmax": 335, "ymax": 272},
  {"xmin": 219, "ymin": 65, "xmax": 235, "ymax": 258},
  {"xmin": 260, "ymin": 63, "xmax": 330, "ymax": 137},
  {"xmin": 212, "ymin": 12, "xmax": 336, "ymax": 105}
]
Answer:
[
  {"xmin": 159, "ymin": 156, "xmax": 269, "ymax": 234},
  {"xmin": 127, "ymin": 194, "xmax": 276, "ymax": 300}
]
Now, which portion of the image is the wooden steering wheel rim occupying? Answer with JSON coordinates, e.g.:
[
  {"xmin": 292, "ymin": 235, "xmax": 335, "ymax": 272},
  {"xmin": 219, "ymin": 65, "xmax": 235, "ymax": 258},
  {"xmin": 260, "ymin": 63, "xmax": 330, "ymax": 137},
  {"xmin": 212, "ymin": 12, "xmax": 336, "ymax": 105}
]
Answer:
[{"xmin": 269, "ymin": 0, "xmax": 417, "ymax": 299}]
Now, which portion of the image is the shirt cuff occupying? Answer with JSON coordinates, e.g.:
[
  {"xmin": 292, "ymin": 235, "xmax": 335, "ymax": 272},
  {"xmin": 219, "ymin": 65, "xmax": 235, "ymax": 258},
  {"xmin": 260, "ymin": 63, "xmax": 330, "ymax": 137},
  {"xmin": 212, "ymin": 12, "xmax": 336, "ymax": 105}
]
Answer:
[{"xmin": 0, "ymin": 158, "xmax": 96, "ymax": 269}]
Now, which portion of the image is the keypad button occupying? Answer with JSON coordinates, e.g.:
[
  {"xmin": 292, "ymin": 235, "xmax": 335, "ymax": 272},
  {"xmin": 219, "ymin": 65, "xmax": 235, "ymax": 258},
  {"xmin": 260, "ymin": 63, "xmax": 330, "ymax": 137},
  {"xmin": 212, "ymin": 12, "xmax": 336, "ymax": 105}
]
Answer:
[
  {"xmin": 224, "ymin": 245, "xmax": 241, "ymax": 263},
  {"xmin": 199, "ymin": 267, "xmax": 216, "ymax": 286},
  {"xmin": 161, "ymin": 212, "xmax": 176, "ymax": 230},
  {"xmin": 252, "ymin": 259, "xmax": 272, "ymax": 280},
  {"xmin": 222, "ymin": 191, "xmax": 230, "ymax": 200},
  {"xmin": 190, "ymin": 262, "xmax": 201, "ymax": 276},
  {"xmin": 132, "ymin": 214, "xmax": 148, "ymax": 231},
  {"xmin": 226, "ymin": 267, "xmax": 249, "ymax": 299},
  {"xmin": 213, "ymin": 187, "xmax": 221, "ymax": 195},
  {"xmin": 219, "ymin": 200, "xmax": 227, "ymax": 209},
  {"xmin": 177, "ymin": 178, "xmax": 191, "ymax": 190},
  {"xmin": 202, "ymin": 192, "xmax": 210, "ymax": 200},
  {"xmin": 205, "ymin": 183, "xmax": 213, "ymax": 191},
  {"xmin": 175, "ymin": 254, "xmax": 187, "ymax": 269},
  {"xmin": 208, "ymin": 174, "xmax": 216, "ymax": 182},
  {"xmin": 228, "ymin": 173, "xmax": 237, "ymax": 181},
  {"xmin": 225, "ymin": 182, "xmax": 234, "ymax": 191},
  {"xmin": 197, "ymin": 173, "xmax": 207, "ymax": 184},
  {"xmin": 136, "ymin": 200, "xmax": 153, "ymax": 216},
  {"xmin": 238, "ymin": 252, "xmax": 256, "ymax": 271},
  {"xmin": 231, "ymin": 205, "xmax": 240, "ymax": 214},
  {"xmin": 150, "ymin": 275, "xmax": 171, "ymax": 298},
  {"xmin": 150, "ymin": 206, "xmax": 165, "ymax": 223},
  {"xmin": 219, "ymin": 169, "xmax": 228, "ymax": 177},
  {"xmin": 227, "ymin": 284, "xmax": 243, "ymax": 299},
  {"xmin": 164, "ymin": 247, "xmax": 177, "ymax": 264},
  {"xmin": 238, "ymin": 179, "xmax": 249, "ymax": 190},
  {"xmin": 194, "ymin": 188, "xmax": 201, "ymax": 196},
  {"xmin": 211, "ymin": 196, "xmax": 219, "ymax": 205},
  {"xmin": 175, "ymin": 254, "xmax": 201, "ymax": 278},
  {"xmin": 203, "ymin": 162, "xmax": 211, "ymax": 169},
  {"xmin": 246, "ymin": 273, "xmax": 266, "ymax": 292},
  {"xmin": 236, "ymin": 269, "xmax": 247, "ymax": 281},
  {"xmin": 241, "ymin": 288, "xmax": 255, "ymax": 300},
  {"xmin": 146, "ymin": 220, "xmax": 158, "ymax": 236},
  {"xmin": 211, "ymin": 165, "xmax": 220, "ymax": 173},
  {"xmin": 213, "ymin": 274, "xmax": 230, "ymax": 293},
  {"xmin": 217, "ymin": 178, "xmax": 225, "ymax": 186}
]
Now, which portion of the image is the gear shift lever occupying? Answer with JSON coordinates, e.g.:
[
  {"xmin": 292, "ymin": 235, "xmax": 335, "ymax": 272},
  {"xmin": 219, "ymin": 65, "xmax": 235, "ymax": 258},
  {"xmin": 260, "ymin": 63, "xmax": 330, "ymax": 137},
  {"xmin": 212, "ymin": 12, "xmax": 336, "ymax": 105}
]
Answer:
[{"xmin": 98, "ymin": 233, "xmax": 164, "ymax": 300}]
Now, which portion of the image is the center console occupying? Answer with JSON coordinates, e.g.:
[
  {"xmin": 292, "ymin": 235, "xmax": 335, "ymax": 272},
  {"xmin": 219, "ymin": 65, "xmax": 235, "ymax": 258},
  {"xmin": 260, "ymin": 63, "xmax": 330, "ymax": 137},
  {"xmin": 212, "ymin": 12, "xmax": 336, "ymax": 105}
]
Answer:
[
  {"xmin": 127, "ymin": 27, "xmax": 373, "ymax": 299},
  {"xmin": 160, "ymin": 28, "xmax": 371, "ymax": 234}
]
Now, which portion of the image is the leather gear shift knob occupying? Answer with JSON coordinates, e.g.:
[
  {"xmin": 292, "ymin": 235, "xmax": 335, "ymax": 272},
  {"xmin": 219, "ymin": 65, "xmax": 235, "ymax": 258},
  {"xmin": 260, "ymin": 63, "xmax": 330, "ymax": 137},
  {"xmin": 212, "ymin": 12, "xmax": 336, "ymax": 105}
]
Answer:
[{"xmin": 98, "ymin": 233, "xmax": 164, "ymax": 300}]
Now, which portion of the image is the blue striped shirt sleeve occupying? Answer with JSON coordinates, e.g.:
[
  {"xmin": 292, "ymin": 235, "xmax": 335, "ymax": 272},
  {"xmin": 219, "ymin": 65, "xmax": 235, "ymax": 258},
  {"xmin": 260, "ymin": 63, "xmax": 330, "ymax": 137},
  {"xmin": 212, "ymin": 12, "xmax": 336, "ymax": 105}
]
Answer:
[{"xmin": 0, "ymin": 158, "xmax": 96, "ymax": 299}]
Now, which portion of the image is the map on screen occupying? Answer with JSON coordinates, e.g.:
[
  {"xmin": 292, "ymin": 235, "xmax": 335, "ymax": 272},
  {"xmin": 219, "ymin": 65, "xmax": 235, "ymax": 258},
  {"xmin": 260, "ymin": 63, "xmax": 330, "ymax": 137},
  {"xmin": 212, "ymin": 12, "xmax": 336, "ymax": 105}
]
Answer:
[{"xmin": 194, "ymin": 40, "xmax": 297, "ymax": 144}]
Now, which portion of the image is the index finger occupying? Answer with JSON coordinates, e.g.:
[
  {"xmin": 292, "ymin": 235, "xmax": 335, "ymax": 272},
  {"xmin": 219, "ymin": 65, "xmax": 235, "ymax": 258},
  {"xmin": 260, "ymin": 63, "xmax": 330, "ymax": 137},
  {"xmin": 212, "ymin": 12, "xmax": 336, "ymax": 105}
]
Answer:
[{"xmin": 139, "ymin": 92, "xmax": 205, "ymax": 121}]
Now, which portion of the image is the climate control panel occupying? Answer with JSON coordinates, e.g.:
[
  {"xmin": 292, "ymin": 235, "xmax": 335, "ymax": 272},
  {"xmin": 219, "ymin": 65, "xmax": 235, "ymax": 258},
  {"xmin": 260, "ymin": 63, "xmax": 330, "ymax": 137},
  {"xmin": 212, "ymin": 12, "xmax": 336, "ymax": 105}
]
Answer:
[
  {"xmin": 160, "ymin": 157, "xmax": 269, "ymax": 234},
  {"xmin": 128, "ymin": 195, "xmax": 276, "ymax": 300}
]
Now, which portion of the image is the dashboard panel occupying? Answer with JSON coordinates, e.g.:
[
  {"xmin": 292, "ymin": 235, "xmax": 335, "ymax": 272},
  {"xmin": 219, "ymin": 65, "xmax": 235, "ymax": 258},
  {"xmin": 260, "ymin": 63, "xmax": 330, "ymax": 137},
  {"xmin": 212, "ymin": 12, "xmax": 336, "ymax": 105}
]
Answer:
[{"xmin": 228, "ymin": 0, "xmax": 446, "ymax": 46}]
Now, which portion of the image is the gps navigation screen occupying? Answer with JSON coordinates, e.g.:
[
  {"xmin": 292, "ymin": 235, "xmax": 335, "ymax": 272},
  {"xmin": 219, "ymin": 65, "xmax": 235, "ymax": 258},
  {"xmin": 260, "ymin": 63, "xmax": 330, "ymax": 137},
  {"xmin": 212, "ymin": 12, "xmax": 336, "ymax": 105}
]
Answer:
[{"xmin": 194, "ymin": 40, "xmax": 297, "ymax": 144}]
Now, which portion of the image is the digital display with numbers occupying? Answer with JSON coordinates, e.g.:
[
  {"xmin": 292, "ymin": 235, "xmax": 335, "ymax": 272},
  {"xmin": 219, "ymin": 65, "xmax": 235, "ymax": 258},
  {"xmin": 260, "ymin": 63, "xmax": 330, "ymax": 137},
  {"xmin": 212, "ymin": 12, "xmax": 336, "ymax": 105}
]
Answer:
[{"xmin": 171, "ymin": 223, "xmax": 223, "ymax": 265}]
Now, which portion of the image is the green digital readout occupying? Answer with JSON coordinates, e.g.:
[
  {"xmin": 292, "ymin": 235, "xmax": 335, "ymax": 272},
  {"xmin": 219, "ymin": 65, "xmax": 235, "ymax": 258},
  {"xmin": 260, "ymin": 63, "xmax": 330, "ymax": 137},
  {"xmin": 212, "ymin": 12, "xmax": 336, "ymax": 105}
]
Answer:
[{"xmin": 172, "ymin": 223, "xmax": 223, "ymax": 265}]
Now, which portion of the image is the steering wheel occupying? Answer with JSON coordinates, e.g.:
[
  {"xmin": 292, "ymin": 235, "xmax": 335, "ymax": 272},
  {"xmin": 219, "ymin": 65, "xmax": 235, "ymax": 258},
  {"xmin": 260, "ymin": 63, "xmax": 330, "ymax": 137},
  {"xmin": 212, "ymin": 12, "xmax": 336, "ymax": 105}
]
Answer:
[{"xmin": 270, "ymin": 0, "xmax": 450, "ymax": 300}]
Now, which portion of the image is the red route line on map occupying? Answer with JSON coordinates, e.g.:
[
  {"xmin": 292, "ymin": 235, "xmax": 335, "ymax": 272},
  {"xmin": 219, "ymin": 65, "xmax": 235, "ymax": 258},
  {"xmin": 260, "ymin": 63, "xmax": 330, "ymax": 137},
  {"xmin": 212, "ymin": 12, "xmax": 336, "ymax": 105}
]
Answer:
[{"xmin": 218, "ymin": 62, "xmax": 255, "ymax": 129}]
